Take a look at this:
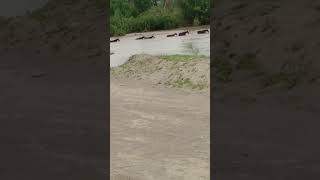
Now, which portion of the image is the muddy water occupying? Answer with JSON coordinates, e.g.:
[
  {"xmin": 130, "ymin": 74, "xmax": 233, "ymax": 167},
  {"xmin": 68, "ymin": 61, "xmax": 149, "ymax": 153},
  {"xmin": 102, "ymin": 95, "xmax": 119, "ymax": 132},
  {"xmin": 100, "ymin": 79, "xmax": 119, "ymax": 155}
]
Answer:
[{"xmin": 110, "ymin": 27, "xmax": 210, "ymax": 67}]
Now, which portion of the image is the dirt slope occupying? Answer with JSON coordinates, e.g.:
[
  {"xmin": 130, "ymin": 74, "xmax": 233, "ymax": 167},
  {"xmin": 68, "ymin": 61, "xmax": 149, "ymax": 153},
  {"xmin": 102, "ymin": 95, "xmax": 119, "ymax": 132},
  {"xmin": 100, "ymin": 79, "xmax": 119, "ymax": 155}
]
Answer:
[{"xmin": 111, "ymin": 54, "xmax": 210, "ymax": 95}]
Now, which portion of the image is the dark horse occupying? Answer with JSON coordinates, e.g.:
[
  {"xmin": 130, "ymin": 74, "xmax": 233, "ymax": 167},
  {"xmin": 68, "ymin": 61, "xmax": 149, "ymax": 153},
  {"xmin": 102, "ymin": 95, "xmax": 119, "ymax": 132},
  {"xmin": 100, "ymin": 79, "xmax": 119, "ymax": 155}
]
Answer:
[
  {"xmin": 167, "ymin": 33, "xmax": 177, "ymax": 37},
  {"xmin": 110, "ymin": 38, "xmax": 120, "ymax": 43},
  {"xmin": 135, "ymin": 36, "xmax": 145, "ymax": 40},
  {"xmin": 144, "ymin": 35, "xmax": 155, "ymax": 39},
  {"xmin": 197, "ymin": 29, "xmax": 209, "ymax": 34},
  {"xmin": 178, "ymin": 31, "xmax": 189, "ymax": 36}
]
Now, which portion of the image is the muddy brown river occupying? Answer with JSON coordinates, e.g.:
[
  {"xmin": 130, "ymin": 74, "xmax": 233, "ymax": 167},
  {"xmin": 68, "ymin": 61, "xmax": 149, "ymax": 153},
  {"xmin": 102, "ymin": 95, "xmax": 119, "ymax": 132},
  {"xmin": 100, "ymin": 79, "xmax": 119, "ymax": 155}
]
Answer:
[{"xmin": 110, "ymin": 27, "xmax": 210, "ymax": 67}]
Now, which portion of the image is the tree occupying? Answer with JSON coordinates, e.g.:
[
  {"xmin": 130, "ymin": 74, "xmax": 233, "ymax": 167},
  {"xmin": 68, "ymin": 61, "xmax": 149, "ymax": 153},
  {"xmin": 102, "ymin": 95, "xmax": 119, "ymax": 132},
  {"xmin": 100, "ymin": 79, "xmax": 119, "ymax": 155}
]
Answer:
[
  {"xmin": 179, "ymin": 0, "xmax": 209, "ymax": 25},
  {"xmin": 133, "ymin": 0, "xmax": 153, "ymax": 13},
  {"xmin": 110, "ymin": 0, "xmax": 137, "ymax": 17}
]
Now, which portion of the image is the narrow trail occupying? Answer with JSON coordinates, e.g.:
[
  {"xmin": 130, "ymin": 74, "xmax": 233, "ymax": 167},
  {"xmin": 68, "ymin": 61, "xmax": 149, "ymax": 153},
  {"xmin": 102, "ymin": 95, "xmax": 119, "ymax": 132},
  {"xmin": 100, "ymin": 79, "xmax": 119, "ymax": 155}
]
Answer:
[{"xmin": 111, "ymin": 79, "xmax": 210, "ymax": 180}]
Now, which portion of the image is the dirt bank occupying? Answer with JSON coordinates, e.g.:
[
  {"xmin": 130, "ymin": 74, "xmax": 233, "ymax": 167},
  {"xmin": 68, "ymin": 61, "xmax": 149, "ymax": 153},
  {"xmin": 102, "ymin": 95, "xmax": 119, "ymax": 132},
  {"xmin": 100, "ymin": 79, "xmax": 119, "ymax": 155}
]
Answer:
[{"xmin": 111, "ymin": 54, "xmax": 210, "ymax": 95}]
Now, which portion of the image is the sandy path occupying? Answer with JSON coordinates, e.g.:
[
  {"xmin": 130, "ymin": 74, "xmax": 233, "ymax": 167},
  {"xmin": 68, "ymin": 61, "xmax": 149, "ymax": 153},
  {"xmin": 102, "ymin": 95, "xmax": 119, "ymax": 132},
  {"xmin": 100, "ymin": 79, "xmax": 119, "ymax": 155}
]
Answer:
[{"xmin": 110, "ymin": 79, "xmax": 210, "ymax": 180}]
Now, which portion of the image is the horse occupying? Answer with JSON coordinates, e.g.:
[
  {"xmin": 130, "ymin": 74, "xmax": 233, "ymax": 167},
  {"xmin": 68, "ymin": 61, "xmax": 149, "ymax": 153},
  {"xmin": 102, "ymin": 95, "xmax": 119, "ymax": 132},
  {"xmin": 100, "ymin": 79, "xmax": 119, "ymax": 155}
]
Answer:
[
  {"xmin": 135, "ymin": 36, "xmax": 145, "ymax": 40},
  {"xmin": 167, "ymin": 33, "xmax": 177, "ymax": 37},
  {"xmin": 197, "ymin": 29, "xmax": 209, "ymax": 34},
  {"xmin": 144, "ymin": 35, "xmax": 155, "ymax": 39},
  {"xmin": 178, "ymin": 31, "xmax": 189, "ymax": 36},
  {"xmin": 110, "ymin": 38, "xmax": 120, "ymax": 43}
]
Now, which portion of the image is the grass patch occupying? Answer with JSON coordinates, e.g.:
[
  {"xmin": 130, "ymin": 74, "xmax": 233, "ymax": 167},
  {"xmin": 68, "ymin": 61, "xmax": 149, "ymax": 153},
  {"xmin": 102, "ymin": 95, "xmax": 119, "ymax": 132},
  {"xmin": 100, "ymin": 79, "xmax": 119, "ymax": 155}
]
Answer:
[
  {"xmin": 171, "ymin": 78, "xmax": 207, "ymax": 90},
  {"xmin": 111, "ymin": 7, "xmax": 183, "ymax": 36},
  {"xmin": 160, "ymin": 54, "xmax": 208, "ymax": 62}
]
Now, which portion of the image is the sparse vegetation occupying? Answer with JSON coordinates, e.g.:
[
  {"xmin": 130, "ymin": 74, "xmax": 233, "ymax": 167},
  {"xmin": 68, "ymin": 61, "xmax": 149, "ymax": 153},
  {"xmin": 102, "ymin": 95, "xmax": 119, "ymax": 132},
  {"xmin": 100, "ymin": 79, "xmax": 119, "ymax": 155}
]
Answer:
[
  {"xmin": 159, "ymin": 54, "xmax": 207, "ymax": 62},
  {"xmin": 171, "ymin": 78, "xmax": 207, "ymax": 89},
  {"xmin": 111, "ymin": 54, "xmax": 209, "ymax": 92}
]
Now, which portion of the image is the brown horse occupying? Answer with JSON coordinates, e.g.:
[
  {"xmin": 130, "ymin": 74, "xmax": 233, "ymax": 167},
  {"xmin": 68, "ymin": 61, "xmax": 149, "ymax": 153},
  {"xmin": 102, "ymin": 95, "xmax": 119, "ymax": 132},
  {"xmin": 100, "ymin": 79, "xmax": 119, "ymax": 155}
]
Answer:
[
  {"xmin": 144, "ymin": 35, "xmax": 155, "ymax": 39},
  {"xmin": 178, "ymin": 31, "xmax": 189, "ymax": 36},
  {"xmin": 110, "ymin": 38, "xmax": 120, "ymax": 43},
  {"xmin": 167, "ymin": 33, "xmax": 177, "ymax": 37},
  {"xmin": 197, "ymin": 29, "xmax": 209, "ymax": 34},
  {"xmin": 135, "ymin": 36, "xmax": 145, "ymax": 40}
]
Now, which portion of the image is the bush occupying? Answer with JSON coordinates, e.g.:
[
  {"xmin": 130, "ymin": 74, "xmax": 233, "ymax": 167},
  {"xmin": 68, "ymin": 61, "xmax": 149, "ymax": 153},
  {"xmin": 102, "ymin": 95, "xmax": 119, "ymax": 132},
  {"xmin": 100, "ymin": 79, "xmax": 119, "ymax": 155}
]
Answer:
[{"xmin": 111, "ymin": 7, "xmax": 183, "ymax": 36}]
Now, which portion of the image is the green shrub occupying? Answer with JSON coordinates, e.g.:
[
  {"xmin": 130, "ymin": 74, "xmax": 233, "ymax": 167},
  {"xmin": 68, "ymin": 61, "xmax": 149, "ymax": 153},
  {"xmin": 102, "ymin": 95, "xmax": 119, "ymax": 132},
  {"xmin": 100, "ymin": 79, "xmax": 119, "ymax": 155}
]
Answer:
[{"xmin": 111, "ymin": 7, "xmax": 183, "ymax": 36}]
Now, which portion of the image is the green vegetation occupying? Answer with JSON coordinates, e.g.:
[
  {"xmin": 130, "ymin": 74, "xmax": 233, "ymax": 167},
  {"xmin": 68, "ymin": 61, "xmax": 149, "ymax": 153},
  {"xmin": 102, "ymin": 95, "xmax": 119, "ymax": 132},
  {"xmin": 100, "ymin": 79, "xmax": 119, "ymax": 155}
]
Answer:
[
  {"xmin": 110, "ymin": 0, "xmax": 210, "ymax": 36},
  {"xmin": 159, "ymin": 54, "xmax": 208, "ymax": 62},
  {"xmin": 171, "ymin": 78, "xmax": 207, "ymax": 90}
]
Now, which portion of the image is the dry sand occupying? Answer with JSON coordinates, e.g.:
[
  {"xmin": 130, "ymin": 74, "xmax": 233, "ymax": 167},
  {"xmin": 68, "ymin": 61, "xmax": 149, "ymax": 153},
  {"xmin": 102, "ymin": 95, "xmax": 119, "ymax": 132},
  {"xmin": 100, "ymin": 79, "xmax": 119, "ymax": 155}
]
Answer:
[{"xmin": 110, "ymin": 55, "xmax": 210, "ymax": 179}]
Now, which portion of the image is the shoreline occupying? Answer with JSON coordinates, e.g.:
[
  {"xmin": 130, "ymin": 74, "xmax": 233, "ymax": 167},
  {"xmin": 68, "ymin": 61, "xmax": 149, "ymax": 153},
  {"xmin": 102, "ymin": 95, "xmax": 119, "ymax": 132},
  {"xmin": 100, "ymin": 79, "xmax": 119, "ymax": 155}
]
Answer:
[{"xmin": 111, "ymin": 25, "xmax": 210, "ymax": 38}]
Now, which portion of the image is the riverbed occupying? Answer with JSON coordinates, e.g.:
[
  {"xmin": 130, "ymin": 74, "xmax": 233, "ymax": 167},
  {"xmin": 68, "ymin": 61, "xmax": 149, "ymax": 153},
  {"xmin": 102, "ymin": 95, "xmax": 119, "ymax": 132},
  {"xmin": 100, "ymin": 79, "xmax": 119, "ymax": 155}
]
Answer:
[{"xmin": 110, "ymin": 27, "xmax": 210, "ymax": 67}]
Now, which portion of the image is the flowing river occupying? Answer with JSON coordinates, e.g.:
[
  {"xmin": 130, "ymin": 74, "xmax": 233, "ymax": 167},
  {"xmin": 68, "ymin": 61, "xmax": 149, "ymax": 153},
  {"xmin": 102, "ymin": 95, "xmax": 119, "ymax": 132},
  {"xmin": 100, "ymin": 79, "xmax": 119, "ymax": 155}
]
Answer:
[{"xmin": 110, "ymin": 27, "xmax": 210, "ymax": 67}]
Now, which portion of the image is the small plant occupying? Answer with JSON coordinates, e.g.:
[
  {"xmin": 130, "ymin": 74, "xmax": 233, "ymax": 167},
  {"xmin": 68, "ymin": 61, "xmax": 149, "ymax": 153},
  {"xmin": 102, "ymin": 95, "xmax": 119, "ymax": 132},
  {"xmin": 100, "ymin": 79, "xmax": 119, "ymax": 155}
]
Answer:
[
  {"xmin": 171, "ymin": 78, "xmax": 207, "ymax": 90},
  {"xmin": 193, "ymin": 18, "xmax": 200, "ymax": 26}
]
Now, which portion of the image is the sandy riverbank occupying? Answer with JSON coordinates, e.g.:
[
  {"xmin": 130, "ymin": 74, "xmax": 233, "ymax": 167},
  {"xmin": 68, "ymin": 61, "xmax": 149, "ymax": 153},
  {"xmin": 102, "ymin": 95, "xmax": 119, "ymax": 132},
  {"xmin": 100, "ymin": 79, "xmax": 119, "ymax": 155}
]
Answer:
[{"xmin": 110, "ymin": 54, "xmax": 210, "ymax": 179}]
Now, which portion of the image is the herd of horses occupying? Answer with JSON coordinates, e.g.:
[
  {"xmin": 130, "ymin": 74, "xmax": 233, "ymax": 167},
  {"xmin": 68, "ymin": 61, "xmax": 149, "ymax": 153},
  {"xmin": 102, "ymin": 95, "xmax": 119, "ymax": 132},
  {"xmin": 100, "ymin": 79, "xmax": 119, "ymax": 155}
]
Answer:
[{"xmin": 110, "ymin": 29, "xmax": 209, "ymax": 43}]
